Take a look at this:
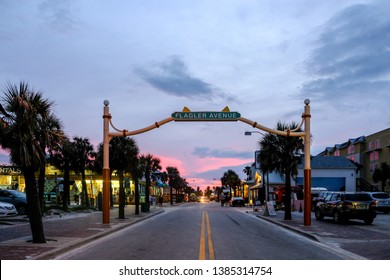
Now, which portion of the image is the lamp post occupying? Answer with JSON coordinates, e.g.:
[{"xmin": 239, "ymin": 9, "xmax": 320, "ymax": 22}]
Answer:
[
  {"xmin": 102, "ymin": 100, "xmax": 111, "ymax": 224},
  {"xmin": 303, "ymin": 99, "xmax": 311, "ymax": 226},
  {"xmin": 244, "ymin": 131, "xmax": 264, "ymax": 136}
]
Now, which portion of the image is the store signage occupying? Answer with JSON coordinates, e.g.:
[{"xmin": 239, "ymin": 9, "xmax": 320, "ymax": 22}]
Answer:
[
  {"xmin": 0, "ymin": 166, "xmax": 22, "ymax": 175},
  {"xmin": 171, "ymin": 111, "xmax": 241, "ymax": 121}
]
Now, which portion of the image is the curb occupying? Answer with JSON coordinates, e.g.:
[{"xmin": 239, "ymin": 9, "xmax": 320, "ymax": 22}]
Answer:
[
  {"xmin": 255, "ymin": 214, "xmax": 323, "ymax": 242},
  {"xmin": 32, "ymin": 209, "xmax": 165, "ymax": 260},
  {"xmin": 241, "ymin": 208, "xmax": 323, "ymax": 243}
]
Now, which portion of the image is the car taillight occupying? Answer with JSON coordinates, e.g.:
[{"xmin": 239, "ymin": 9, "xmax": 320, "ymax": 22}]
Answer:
[
  {"xmin": 340, "ymin": 202, "xmax": 352, "ymax": 208},
  {"xmin": 371, "ymin": 201, "xmax": 377, "ymax": 206}
]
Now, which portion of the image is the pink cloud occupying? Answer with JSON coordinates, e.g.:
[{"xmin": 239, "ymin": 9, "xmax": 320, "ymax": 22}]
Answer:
[{"xmin": 157, "ymin": 155, "xmax": 249, "ymax": 190}]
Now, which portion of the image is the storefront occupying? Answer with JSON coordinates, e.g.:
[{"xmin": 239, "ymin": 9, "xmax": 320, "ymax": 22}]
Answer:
[
  {"xmin": 0, "ymin": 164, "xmax": 145, "ymax": 206},
  {"xmin": 0, "ymin": 165, "xmax": 24, "ymax": 191}
]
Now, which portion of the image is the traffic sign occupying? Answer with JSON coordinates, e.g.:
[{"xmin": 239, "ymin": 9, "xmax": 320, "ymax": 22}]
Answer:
[{"xmin": 171, "ymin": 111, "xmax": 241, "ymax": 121}]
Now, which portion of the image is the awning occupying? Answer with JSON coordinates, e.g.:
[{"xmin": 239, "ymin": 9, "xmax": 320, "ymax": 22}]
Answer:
[
  {"xmin": 250, "ymin": 184, "xmax": 263, "ymax": 190},
  {"xmin": 157, "ymin": 181, "xmax": 168, "ymax": 188}
]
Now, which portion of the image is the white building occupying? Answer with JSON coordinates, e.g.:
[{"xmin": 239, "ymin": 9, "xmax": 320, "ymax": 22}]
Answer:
[{"xmin": 296, "ymin": 156, "xmax": 357, "ymax": 192}]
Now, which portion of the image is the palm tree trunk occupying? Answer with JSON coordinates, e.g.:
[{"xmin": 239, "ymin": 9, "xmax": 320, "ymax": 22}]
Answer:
[
  {"xmin": 38, "ymin": 142, "xmax": 46, "ymax": 210},
  {"xmin": 135, "ymin": 178, "xmax": 140, "ymax": 215},
  {"xmin": 38, "ymin": 166, "xmax": 45, "ymax": 210},
  {"xmin": 170, "ymin": 185, "xmax": 173, "ymax": 205},
  {"xmin": 62, "ymin": 167, "xmax": 70, "ymax": 211},
  {"xmin": 81, "ymin": 171, "xmax": 89, "ymax": 207},
  {"xmin": 284, "ymin": 170, "xmax": 292, "ymax": 220},
  {"xmin": 145, "ymin": 172, "xmax": 150, "ymax": 212},
  {"xmin": 109, "ymin": 174, "xmax": 114, "ymax": 207},
  {"xmin": 23, "ymin": 168, "xmax": 46, "ymax": 243},
  {"xmin": 118, "ymin": 172, "xmax": 125, "ymax": 219}
]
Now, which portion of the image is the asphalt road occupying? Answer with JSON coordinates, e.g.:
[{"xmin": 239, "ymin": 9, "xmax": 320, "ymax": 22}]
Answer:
[{"xmin": 57, "ymin": 202, "xmax": 354, "ymax": 260}]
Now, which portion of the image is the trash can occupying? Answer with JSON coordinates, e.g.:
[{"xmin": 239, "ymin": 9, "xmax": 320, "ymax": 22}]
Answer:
[
  {"xmin": 141, "ymin": 203, "xmax": 149, "ymax": 212},
  {"xmin": 97, "ymin": 192, "xmax": 102, "ymax": 211}
]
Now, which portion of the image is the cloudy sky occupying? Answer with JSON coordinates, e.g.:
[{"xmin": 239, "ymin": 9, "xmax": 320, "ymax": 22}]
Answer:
[{"xmin": 1, "ymin": 0, "xmax": 389, "ymax": 189}]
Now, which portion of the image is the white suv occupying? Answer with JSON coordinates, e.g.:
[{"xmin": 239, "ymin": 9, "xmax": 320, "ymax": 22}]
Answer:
[{"xmin": 366, "ymin": 192, "xmax": 390, "ymax": 214}]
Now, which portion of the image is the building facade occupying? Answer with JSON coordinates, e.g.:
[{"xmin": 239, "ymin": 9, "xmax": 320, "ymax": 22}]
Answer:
[
  {"xmin": 296, "ymin": 156, "xmax": 357, "ymax": 192},
  {"xmin": 0, "ymin": 164, "xmax": 152, "ymax": 206},
  {"xmin": 318, "ymin": 128, "xmax": 390, "ymax": 192}
]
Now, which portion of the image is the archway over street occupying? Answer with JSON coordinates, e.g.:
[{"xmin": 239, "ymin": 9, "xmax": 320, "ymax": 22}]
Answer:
[{"xmin": 102, "ymin": 100, "xmax": 312, "ymax": 225}]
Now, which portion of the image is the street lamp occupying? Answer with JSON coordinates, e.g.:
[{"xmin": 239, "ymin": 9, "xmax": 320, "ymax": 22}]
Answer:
[{"xmin": 244, "ymin": 131, "xmax": 265, "ymax": 136}]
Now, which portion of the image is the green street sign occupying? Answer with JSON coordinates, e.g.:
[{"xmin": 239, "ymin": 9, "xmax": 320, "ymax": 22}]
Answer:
[{"xmin": 171, "ymin": 111, "xmax": 241, "ymax": 121}]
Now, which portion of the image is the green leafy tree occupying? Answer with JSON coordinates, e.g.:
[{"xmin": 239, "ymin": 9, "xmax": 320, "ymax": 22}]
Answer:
[
  {"xmin": 0, "ymin": 82, "xmax": 63, "ymax": 243},
  {"xmin": 258, "ymin": 121, "xmax": 304, "ymax": 220}
]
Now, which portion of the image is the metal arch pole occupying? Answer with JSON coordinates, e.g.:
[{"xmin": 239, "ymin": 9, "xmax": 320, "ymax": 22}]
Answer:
[
  {"xmin": 303, "ymin": 100, "xmax": 312, "ymax": 226},
  {"xmin": 102, "ymin": 108, "xmax": 173, "ymax": 224},
  {"xmin": 108, "ymin": 117, "xmax": 175, "ymax": 138},
  {"xmin": 238, "ymin": 117, "xmax": 306, "ymax": 138},
  {"xmin": 240, "ymin": 100, "xmax": 312, "ymax": 226},
  {"xmin": 102, "ymin": 102, "xmax": 111, "ymax": 224}
]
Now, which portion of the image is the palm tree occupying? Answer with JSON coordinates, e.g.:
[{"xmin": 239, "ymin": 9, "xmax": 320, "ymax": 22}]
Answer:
[
  {"xmin": 258, "ymin": 121, "xmax": 304, "ymax": 220},
  {"xmin": 243, "ymin": 166, "xmax": 252, "ymax": 181},
  {"xmin": 166, "ymin": 166, "xmax": 180, "ymax": 205},
  {"xmin": 106, "ymin": 137, "xmax": 139, "ymax": 218},
  {"xmin": 139, "ymin": 154, "xmax": 162, "ymax": 212},
  {"xmin": 71, "ymin": 137, "xmax": 96, "ymax": 208},
  {"xmin": 49, "ymin": 137, "xmax": 74, "ymax": 211},
  {"xmin": 176, "ymin": 176, "xmax": 188, "ymax": 202},
  {"xmin": 0, "ymin": 82, "xmax": 63, "ymax": 243},
  {"xmin": 37, "ymin": 114, "xmax": 65, "ymax": 209},
  {"xmin": 130, "ymin": 157, "xmax": 142, "ymax": 214},
  {"xmin": 221, "ymin": 169, "xmax": 241, "ymax": 197},
  {"xmin": 373, "ymin": 162, "xmax": 390, "ymax": 192}
]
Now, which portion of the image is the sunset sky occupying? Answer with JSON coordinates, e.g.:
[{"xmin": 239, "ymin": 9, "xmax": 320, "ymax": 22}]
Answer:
[{"xmin": 1, "ymin": 0, "xmax": 389, "ymax": 189}]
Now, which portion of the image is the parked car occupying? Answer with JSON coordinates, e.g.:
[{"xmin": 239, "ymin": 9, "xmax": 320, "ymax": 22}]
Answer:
[
  {"xmin": 0, "ymin": 201, "xmax": 18, "ymax": 217},
  {"xmin": 229, "ymin": 196, "xmax": 245, "ymax": 207},
  {"xmin": 314, "ymin": 192, "xmax": 376, "ymax": 224},
  {"xmin": 366, "ymin": 192, "xmax": 390, "ymax": 214},
  {"xmin": 312, "ymin": 190, "xmax": 333, "ymax": 211},
  {"xmin": 0, "ymin": 190, "xmax": 27, "ymax": 215}
]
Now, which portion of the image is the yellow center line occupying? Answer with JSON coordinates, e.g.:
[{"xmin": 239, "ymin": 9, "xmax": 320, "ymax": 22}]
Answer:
[
  {"xmin": 199, "ymin": 211, "xmax": 215, "ymax": 260},
  {"xmin": 205, "ymin": 211, "xmax": 215, "ymax": 260},
  {"xmin": 199, "ymin": 211, "xmax": 206, "ymax": 260}
]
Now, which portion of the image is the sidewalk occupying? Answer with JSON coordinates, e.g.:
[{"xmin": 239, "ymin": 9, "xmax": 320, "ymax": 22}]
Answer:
[
  {"xmin": 0, "ymin": 204, "xmax": 166, "ymax": 260},
  {"xmin": 247, "ymin": 207, "xmax": 332, "ymax": 242}
]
